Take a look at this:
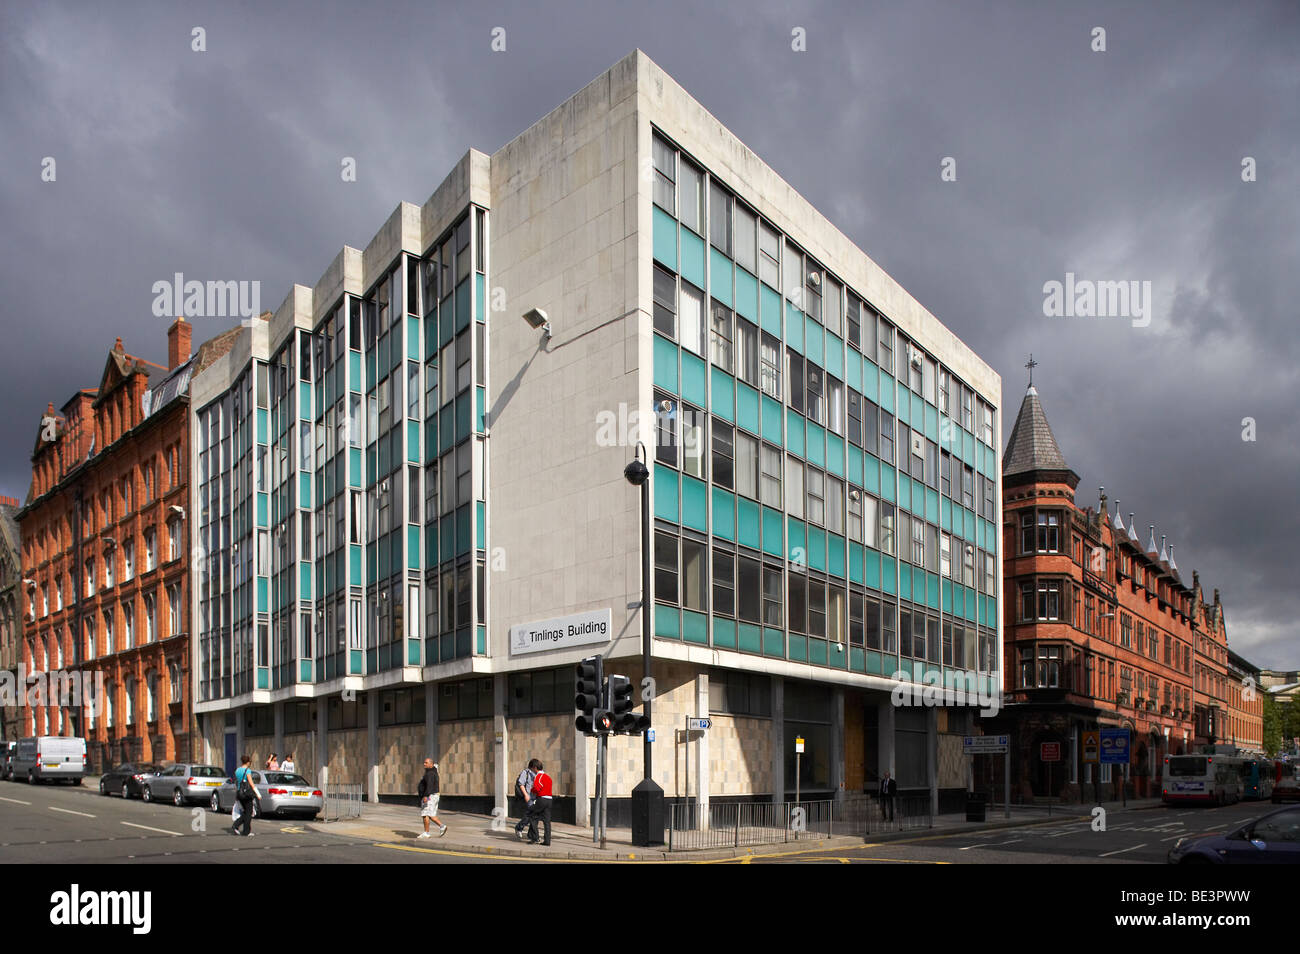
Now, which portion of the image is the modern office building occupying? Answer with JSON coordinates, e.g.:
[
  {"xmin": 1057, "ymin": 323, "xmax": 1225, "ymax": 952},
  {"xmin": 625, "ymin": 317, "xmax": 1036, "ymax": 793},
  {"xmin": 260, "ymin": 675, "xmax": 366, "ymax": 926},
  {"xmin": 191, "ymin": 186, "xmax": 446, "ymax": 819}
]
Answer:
[
  {"xmin": 190, "ymin": 50, "xmax": 1004, "ymax": 821},
  {"xmin": 986, "ymin": 381, "xmax": 1238, "ymax": 800}
]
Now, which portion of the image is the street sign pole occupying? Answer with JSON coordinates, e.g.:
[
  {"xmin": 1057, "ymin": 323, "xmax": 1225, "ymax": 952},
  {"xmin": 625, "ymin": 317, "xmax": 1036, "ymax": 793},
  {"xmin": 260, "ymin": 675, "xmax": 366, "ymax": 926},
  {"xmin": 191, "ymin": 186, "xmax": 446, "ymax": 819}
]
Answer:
[{"xmin": 1004, "ymin": 746, "xmax": 1010, "ymax": 819}]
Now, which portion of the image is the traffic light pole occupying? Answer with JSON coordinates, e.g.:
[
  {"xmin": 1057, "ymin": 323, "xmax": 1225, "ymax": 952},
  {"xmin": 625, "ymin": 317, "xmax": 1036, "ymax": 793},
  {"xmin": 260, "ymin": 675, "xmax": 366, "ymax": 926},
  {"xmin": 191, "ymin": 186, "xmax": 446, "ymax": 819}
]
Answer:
[
  {"xmin": 641, "ymin": 465, "xmax": 652, "ymax": 780},
  {"xmin": 599, "ymin": 730, "xmax": 609, "ymax": 850}
]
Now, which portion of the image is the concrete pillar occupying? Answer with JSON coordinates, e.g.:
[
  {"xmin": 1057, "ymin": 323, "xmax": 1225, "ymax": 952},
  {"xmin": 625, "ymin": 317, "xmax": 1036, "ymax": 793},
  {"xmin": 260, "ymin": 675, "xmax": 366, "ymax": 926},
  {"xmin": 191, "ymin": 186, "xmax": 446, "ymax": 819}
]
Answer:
[
  {"xmin": 315, "ymin": 698, "xmax": 329, "ymax": 790},
  {"xmin": 273, "ymin": 701, "xmax": 284, "ymax": 761},
  {"xmin": 424, "ymin": 682, "xmax": 438, "ymax": 762},
  {"xmin": 493, "ymin": 673, "xmax": 507, "ymax": 818},
  {"xmin": 771, "ymin": 676, "xmax": 785, "ymax": 804},
  {"xmin": 927, "ymin": 707, "xmax": 938, "ymax": 817},
  {"xmin": 574, "ymin": 724, "xmax": 591, "ymax": 827},
  {"xmin": 695, "ymin": 673, "xmax": 709, "ymax": 828},
  {"xmin": 234, "ymin": 706, "xmax": 245, "ymax": 767},
  {"xmin": 366, "ymin": 689, "xmax": 379, "ymax": 803},
  {"xmin": 831, "ymin": 686, "xmax": 845, "ymax": 803},
  {"xmin": 878, "ymin": 697, "xmax": 895, "ymax": 778}
]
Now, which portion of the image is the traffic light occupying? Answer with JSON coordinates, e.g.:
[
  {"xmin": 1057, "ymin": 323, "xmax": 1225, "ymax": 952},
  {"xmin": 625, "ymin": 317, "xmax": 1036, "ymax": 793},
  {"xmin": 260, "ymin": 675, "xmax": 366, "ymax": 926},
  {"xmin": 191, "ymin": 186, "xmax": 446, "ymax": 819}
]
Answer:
[
  {"xmin": 574, "ymin": 655, "xmax": 604, "ymax": 735},
  {"xmin": 608, "ymin": 675, "xmax": 634, "ymax": 733}
]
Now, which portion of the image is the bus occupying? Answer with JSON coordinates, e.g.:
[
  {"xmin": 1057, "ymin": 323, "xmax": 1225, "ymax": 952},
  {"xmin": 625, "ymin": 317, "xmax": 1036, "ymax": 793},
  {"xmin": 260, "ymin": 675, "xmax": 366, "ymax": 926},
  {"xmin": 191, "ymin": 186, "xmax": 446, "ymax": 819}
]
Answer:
[
  {"xmin": 1238, "ymin": 758, "xmax": 1276, "ymax": 800},
  {"xmin": 1162, "ymin": 753, "xmax": 1242, "ymax": 805}
]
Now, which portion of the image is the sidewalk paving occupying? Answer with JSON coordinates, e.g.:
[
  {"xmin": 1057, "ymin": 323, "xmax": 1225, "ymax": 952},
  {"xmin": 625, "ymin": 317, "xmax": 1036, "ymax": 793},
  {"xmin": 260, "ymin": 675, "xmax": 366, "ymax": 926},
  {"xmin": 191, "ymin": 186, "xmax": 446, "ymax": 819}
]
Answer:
[{"xmin": 305, "ymin": 797, "xmax": 1167, "ymax": 862}]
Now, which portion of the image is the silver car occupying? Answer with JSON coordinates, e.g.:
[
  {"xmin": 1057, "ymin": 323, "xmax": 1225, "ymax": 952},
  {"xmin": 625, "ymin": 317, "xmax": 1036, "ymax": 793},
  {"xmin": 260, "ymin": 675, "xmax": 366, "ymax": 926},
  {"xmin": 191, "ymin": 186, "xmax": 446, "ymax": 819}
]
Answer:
[
  {"xmin": 209, "ymin": 770, "xmax": 323, "ymax": 819},
  {"xmin": 143, "ymin": 763, "xmax": 227, "ymax": 806}
]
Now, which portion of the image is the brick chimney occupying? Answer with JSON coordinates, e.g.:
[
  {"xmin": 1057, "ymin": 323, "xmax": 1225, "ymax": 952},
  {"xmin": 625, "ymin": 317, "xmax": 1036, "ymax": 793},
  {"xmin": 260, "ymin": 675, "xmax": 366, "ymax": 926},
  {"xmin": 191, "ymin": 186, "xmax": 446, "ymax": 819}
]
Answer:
[{"xmin": 167, "ymin": 316, "xmax": 192, "ymax": 370}]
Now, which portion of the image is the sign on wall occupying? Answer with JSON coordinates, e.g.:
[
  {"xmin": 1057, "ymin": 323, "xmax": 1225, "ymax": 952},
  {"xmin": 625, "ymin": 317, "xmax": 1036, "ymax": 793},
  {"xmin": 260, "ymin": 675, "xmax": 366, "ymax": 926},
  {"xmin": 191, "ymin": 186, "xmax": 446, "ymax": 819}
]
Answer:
[{"xmin": 508, "ymin": 608, "xmax": 612, "ymax": 656}]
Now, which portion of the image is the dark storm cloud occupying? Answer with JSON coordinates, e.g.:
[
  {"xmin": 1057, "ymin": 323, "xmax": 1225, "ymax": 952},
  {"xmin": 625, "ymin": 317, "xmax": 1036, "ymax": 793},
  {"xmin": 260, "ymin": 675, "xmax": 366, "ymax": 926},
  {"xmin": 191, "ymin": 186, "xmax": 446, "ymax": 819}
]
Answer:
[{"xmin": 0, "ymin": 0, "xmax": 1295, "ymax": 664}]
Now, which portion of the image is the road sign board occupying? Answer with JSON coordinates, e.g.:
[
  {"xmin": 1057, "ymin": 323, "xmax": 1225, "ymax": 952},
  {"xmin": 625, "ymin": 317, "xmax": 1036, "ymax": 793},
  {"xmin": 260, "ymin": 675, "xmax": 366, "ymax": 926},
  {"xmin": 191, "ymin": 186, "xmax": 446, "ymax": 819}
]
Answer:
[
  {"xmin": 1082, "ymin": 731, "xmax": 1099, "ymax": 762},
  {"xmin": 795, "ymin": 736, "xmax": 805, "ymax": 754},
  {"xmin": 1099, "ymin": 728, "xmax": 1130, "ymax": 764},
  {"xmin": 1040, "ymin": 742, "xmax": 1061, "ymax": 762},
  {"xmin": 647, "ymin": 728, "xmax": 655, "ymax": 743},
  {"xmin": 688, "ymin": 718, "xmax": 711, "ymax": 731},
  {"xmin": 962, "ymin": 735, "xmax": 1009, "ymax": 754}
]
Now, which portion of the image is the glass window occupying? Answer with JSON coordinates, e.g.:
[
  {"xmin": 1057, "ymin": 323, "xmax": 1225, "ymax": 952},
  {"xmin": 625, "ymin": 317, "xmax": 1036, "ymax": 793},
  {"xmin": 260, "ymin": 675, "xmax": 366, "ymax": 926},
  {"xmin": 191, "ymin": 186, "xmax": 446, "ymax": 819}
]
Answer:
[
  {"xmin": 712, "ymin": 420, "xmax": 734, "ymax": 490},
  {"xmin": 806, "ymin": 467, "xmax": 824, "ymax": 526},
  {"xmin": 734, "ymin": 204, "xmax": 757, "ymax": 274},
  {"xmin": 653, "ymin": 265, "xmax": 676, "ymax": 338},
  {"xmin": 759, "ymin": 220, "xmax": 780, "ymax": 289},
  {"xmin": 877, "ymin": 314, "xmax": 893, "ymax": 376},
  {"xmin": 785, "ymin": 457, "xmax": 804, "ymax": 519},
  {"xmin": 681, "ymin": 404, "xmax": 705, "ymax": 479},
  {"xmin": 737, "ymin": 557, "xmax": 761, "ymax": 624},
  {"xmin": 736, "ymin": 319, "xmax": 758, "ymax": 387},
  {"xmin": 760, "ymin": 332, "xmax": 781, "ymax": 399},
  {"xmin": 652, "ymin": 134, "xmax": 675, "ymax": 214},
  {"xmin": 654, "ymin": 393, "xmax": 678, "ymax": 467},
  {"xmin": 682, "ymin": 539, "xmax": 707, "ymax": 612},
  {"xmin": 760, "ymin": 443, "xmax": 782, "ymax": 508},
  {"xmin": 880, "ymin": 503, "xmax": 895, "ymax": 555},
  {"xmin": 826, "ymin": 476, "xmax": 844, "ymax": 535},
  {"xmin": 735, "ymin": 432, "xmax": 759, "ymax": 500},
  {"xmin": 827, "ymin": 376, "xmax": 844, "ymax": 435},
  {"xmin": 680, "ymin": 159, "xmax": 704, "ymax": 234},
  {"xmin": 680, "ymin": 281, "xmax": 705, "ymax": 356},
  {"xmin": 710, "ymin": 300, "xmax": 733, "ymax": 372},
  {"xmin": 846, "ymin": 296, "xmax": 862, "ymax": 350},
  {"xmin": 880, "ymin": 413, "xmax": 894, "ymax": 465},
  {"xmin": 806, "ymin": 364, "xmax": 823, "ymax": 425},
  {"xmin": 709, "ymin": 181, "xmax": 732, "ymax": 255},
  {"xmin": 713, "ymin": 549, "xmax": 735, "ymax": 617}
]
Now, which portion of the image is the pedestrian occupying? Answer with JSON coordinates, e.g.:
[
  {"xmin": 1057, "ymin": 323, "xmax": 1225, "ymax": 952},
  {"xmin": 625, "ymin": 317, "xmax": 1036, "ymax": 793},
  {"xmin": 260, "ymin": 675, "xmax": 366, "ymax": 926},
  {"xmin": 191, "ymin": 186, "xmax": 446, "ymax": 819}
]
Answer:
[
  {"xmin": 879, "ymin": 771, "xmax": 897, "ymax": 821},
  {"xmin": 417, "ymin": 757, "xmax": 446, "ymax": 838},
  {"xmin": 280, "ymin": 752, "xmax": 296, "ymax": 773},
  {"xmin": 513, "ymin": 758, "xmax": 539, "ymax": 841},
  {"xmin": 231, "ymin": 755, "xmax": 261, "ymax": 837},
  {"xmin": 265, "ymin": 753, "xmax": 279, "ymax": 771},
  {"xmin": 528, "ymin": 761, "xmax": 553, "ymax": 846}
]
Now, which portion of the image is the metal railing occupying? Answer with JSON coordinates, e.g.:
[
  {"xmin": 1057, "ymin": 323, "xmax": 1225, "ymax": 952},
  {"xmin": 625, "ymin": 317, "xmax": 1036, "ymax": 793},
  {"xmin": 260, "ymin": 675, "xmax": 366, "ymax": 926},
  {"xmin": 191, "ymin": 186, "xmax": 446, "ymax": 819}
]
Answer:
[
  {"xmin": 666, "ymin": 799, "xmax": 836, "ymax": 851},
  {"xmin": 319, "ymin": 782, "xmax": 364, "ymax": 821},
  {"xmin": 834, "ymin": 793, "xmax": 932, "ymax": 835}
]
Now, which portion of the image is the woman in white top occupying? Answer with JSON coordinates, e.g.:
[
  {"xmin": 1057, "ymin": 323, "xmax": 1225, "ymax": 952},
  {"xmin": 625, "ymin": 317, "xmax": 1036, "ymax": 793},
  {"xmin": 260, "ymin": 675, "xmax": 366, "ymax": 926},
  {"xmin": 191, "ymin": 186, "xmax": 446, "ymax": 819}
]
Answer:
[{"xmin": 280, "ymin": 753, "xmax": 296, "ymax": 773}]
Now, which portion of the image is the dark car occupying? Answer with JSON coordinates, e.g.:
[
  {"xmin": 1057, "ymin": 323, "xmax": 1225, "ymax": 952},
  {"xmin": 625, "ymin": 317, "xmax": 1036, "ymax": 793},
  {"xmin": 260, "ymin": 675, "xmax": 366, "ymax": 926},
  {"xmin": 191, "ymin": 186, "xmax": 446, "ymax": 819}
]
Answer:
[
  {"xmin": 2, "ymin": 741, "xmax": 15, "ymax": 780},
  {"xmin": 1168, "ymin": 806, "xmax": 1300, "ymax": 864},
  {"xmin": 98, "ymin": 763, "xmax": 162, "ymax": 799}
]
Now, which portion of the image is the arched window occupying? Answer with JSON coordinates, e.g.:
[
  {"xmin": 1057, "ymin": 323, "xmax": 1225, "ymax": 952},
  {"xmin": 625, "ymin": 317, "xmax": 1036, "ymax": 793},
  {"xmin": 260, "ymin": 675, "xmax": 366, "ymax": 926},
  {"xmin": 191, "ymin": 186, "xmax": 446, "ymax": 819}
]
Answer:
[
  {"xmin": 105, "ymin": 681, "xmax": 115, "ymax": 727},
  {"xmin": 146, "ymin": 671, "xmax": 158, "ymax": 722},
  {"xmin": 124, "ymin": 677, "xmax": 136, "ymax": 726},
  {"xmin": 168, "ymin": 661, "xmax": 182, "ymax": 707}
]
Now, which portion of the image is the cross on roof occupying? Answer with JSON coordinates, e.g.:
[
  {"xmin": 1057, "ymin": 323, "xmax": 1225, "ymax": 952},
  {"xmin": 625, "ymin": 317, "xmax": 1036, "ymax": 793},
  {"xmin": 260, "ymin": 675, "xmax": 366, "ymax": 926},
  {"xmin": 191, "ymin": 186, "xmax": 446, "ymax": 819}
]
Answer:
[{"xmin": 1025, "ymin": 354, "xmax": 1037, "ymax": 387}]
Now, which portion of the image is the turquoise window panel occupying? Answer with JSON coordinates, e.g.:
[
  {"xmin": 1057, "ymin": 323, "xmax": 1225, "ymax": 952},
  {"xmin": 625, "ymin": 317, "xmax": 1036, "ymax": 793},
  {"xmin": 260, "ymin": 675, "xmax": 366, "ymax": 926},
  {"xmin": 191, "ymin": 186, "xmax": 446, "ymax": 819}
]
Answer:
[
  {"xmin": 864, "ymin": 454, "xmax": 880, "ymax": 495},
  {"xmin": 899, "ymin": 568, "xmax": 911, "ymax": 601},
  {"xmin": 299, "ymin": 382, "xmax": 312, "ymax": 418},
  {"xmin": 826, "ymin": 434, "xmax": 845, "ymax": 478},
  {"xmin": 805, "ymin": 318, "xmax": 823, "ymax": 366},
  {"xmin": 377, "ymin": 440, "xmax": 390, "ymax": 481},
  {"xmin": 879, "ymin": 373, "xmax": 894, "ymax": 412},
  {"xmin": 786, "ymin": 411, "xmax": 805, "ymax": 458},
  {"xmin": 763, "ymin": 627, "xmax": 785, "ymax": 658},
  {"xmin": 713, "ymin": 617, "xmax": 737, "ymax": 649},
  {"xmin": 808, "ymin": 639, "xmax": 828, "ymax": 667},
  {"xmin": 913, "ymin": 568, "xmax": 928, "ymax": 606},
  {"xmin": 738, "ymin": 498, "xmax": 761, "ymax": 550},
  {"xmin": 349, "ymin": 350, "xmax": 362, "ymax": 385},
  {"xmin": 440, "ymin": 522, "xmax": 455, "ymax": 562},
  {"xmin": 735, "ymin": 268, "xmax": 758, "ymax": 322},
  {"xmin": 408, "ymin": 317, "xmax": 420, "ymax": 360},
  {"xmin": 861, "ymin": 359, "xmax": 878, "ymax": 401},
  {"xmin": 257, "ymin": 408, "xmax": 268, "ymax": 444},
  {"xmin": 256, "ymin": 493, "xmax": 268, "ymax": 527},
  {"xmin": 456, "ymin": 393, "xmax": 472, "ymax": 440},
  {"xmin": 925, "ymin": 488, "xmax": 939, "ymax": 524},
  {"xmin": 476, "ymin": 501, "xmax": 486, "ymax": 549},
  {"xmin": 977, "ymin": 594, "xmax": 986, "ymax": 628},
  {"xmin": 476, "ymin": 274, "xmax": 486, "ymax": 324},
  {"xmin": 966, "ymin": 587, "xmax": 979, "ymax": 622},
  {"xmin": 476, "ymin": 387, "xmax": 485, "ymax": 434},
  {"xmin": 655, "ymin": 604, "xmax": 680, "ymax": 640},
  {"xmin": 680, "ymin": 230, "xmax": 706, "ymax": 288},
  {"xmin": 847, "ymin": 349, "xmax": 863, "ymax": 391},
  {"xmin": 760, "ymin": 506, "xmax": 782, "ymax": 556},
  {"xmin": 966, "ymin": 508, "xmax": 978, "ymax": 542},
  {"xmin": 349, "ymin": 448, "xmax": 361, "ymax": 487},
  {"xmin": 941, "ymin": 497, "xmax": 953, "ymax": 531},
  {"xmin": 653, "ymin": 335, "xmax": 679, "ymax": 394},
  {"xmin": 654, "ymin": 464, "xmax": 679, "ymax": 522},
  {"xmin": 683, "ymin": 610, "xmax": 708, "ymax": 645},
  {"xmin": 681, "ymin": 352, "xmax": 707, "ymax": 407},
  {"xmin": 408, "ymin": 420, "xmax": 421, "ymax": 462},
  {"xmin": 847, "ymin": 444, "xmax": 864, "ymax": 488},
  {"xmin": 455, "ymin": 279, "xmax": 471, "ymax": 332},
  {"xmin": 807, "ymin": 526, "xmax": 826, "ymax": 572},
  {"xmin": 710, "ymin": 249, "xmax": 734, "ymax": 309},
  {"xmin": 738, "ymin": 623, "xmax": 761, "ymax": 653},
  {"xmin": 712, "ymin": 369, "xmax": 735, "ymax": 422},
  {"xmin": 256, "ymin": 668, "xmax": 268, "ymax": 690},
  {"xmin": 787, "ymin": 518, "xmax": 806, "ymax": 565},
  {"xmin": 424, "ymin": 418, "xmax": 436, "ymax": 464},
  {"xmin": 924, "ymin": 405, "xmax": 939, "ymax": 442},
  {"xmin": 789, "ymin": 635, "xmax": 807, "ymax": 662},
  {"xmin": 942, "ymin": 579, "xmax": 953, "ymax": 611},
  {"xmin": 962, "ymin": 429, "xmax": 974, "ymax": 467},
  {"xmin": 350, "ymin": 544, "xmax": 362, "ymax": 583},
  {"xmin": 849, "ymin": 543, "xmax": 864, "ymax": 583},
  {"xmin": 785, "ymin": 303, "xmax": 804, "ymax": 353},
  {"xmin": 895, "ymin": 389, "xmax": 909, "ymax": 425},
  {"xmin": 912, "ymin": 660, "xmax": 926, "ymax": 682},
  {"xmin": 760, "ymin": 284, "xmax": 782, "ymax": 338},
  {"xmin": 439, "ymin": 406, "xmax": 454, "ymax": 453},
  {"xmin": 985, "ymin": 446, "xmax": 996, "ymax": 478},
  {"xmin": 912, "ymin": 478, "xmax": 926, "ymax": 510},
  {"xmin": 825, "ymin": 334, "xmax": 844, "ymax": 379},
  {"xmin": 712, "ymin": 487, "xmax": 735, "ymax": 541},
  {"xmin": 986, "ymin": 597, "xmax": 997, "ymax": 628},
  {"xmin": 299, "ymin": 659, "xmax": 312, "ymax": 683},
  {"xmin": 736, "ymin": 383, "xmax": 759, "ymax": 435},
  {"xmin": 880, "ymin": 467, "xmax": 895, "ymax": 503},
  {"xmin": 897, "ymin": 477, "xmax": 910, "ymax": 513},
  {"xmin": 682, "ymin": 476, "xmax": 708, "ymax": 531},
  {"xmin": 851, "ymin": 647, "xmax": 865, "ymax": 672},
  {"xmin": 806, "ymin": 423, "xmax": 825, "ymax": 467},
  {"xmin": 828, "ymin": 533, "xmax": 846, "ymax": 578},
  {"xmin": 761, "ymin": 395, "xmax": 783, "ymax": 445},
  {"xmin": 299, "ymin": 472, "xmax": 311, "ymax": 505},
  {"xmin": 951, "ymin": 586, "xmax": 964, "ymax": 618},
  {"xmin": 652, "ymin": 206, "xmax": 677, "ymax": 269},
  {"xmin": 881, "ymin": 559, "xmax": 897, "ymax": 594},
  {"xmin": 257, "ymin": 578, "xmax": 267, "ymax": 613},
  {"xmin": 911, "ymin": 394, "xmax": 924, "ymax": 429},
  {"xmin": 867, "ymin": 651, "xmax": 883, "ymax": 675},
  {"xmin": 455, "ymin": 505, "xmax": 471, "ymax": 554}
]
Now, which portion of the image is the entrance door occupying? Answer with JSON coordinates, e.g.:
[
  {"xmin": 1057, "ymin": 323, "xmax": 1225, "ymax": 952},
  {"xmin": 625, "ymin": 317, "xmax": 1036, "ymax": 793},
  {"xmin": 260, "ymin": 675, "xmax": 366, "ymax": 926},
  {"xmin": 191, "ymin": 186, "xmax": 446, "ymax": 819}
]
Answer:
[{"xmin": 223, "ymin": 731, "xmax": 237, "ymax": 778}]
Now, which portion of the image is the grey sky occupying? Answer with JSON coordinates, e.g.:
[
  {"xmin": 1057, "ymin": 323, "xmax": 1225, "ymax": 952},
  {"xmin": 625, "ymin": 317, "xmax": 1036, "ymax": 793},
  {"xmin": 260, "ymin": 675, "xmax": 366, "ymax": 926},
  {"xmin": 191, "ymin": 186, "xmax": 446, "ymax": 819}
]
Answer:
[{"xmin": 1, "ymin": 1, "xmax": 1295, "ymax": 665}]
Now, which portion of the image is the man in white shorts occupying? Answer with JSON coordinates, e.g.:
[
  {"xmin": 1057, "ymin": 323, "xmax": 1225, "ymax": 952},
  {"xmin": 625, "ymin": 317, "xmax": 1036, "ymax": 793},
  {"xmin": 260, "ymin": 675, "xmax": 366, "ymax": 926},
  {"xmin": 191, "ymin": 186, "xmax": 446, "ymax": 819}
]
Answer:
[{"xmin": 418, "ymin": 757, "xmax": 446, "ymax": 838}]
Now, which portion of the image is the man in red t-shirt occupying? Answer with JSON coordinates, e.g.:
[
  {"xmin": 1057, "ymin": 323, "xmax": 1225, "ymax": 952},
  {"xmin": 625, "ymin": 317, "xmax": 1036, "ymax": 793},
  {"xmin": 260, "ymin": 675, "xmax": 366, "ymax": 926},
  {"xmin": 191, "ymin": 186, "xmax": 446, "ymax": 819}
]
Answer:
[{"xmin": 526, "ymin": 762, "xmax": 553, "ymax": 846}]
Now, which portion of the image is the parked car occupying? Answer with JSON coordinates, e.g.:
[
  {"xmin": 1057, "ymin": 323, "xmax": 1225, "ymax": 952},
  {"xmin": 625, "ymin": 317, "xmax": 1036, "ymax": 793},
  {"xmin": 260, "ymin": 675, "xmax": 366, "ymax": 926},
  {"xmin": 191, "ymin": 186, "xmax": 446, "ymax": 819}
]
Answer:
[
  {"xmin": 142, "ymin": 763, "xmax": 227, "ymax": 806},
  {"xmin": 2, "ymin": 741, "xmax": 15, "ymax": 780},
  {"xmin": 98, "ymin": 763, "xmax": 162, "ymax": 799},
  {"xmin": 1168, "ymin": 806, "xmax": 1300, "ymax": 863},
  {"xmin": 1273, "ymin": 777, "xmax": 1300, "ymax": 803},
  {"xmin": 209, "ymin": 770, "xmax": 323, "ymax": 819},
  {"xmin": 10, "ymin": 736, "xmax": 85, "ymax": 784}
]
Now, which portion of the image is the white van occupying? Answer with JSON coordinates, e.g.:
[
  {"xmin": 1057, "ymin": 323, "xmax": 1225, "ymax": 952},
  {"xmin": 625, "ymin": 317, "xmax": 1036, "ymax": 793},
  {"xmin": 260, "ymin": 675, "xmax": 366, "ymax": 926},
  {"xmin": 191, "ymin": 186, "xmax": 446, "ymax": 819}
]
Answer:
[{"xmin": 11, "ymin": 736, "xmax": 86, "ymax": 784}]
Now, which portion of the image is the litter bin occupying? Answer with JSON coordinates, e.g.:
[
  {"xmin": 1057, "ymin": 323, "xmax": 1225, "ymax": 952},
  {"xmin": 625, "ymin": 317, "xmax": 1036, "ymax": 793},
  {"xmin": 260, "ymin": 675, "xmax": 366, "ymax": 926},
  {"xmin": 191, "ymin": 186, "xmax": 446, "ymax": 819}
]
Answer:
[{"xmin": 965, "ymin": 791, "xmax": 988, "ymax": 822}]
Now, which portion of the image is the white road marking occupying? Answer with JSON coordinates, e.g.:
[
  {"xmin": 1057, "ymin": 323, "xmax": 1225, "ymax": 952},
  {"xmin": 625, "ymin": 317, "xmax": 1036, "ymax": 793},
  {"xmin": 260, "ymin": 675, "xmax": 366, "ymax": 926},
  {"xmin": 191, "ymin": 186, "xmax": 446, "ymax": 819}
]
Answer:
[
  {"xmin": 1161, "ymin": 833, "xmax": 1188, "ymax": 842},
  {"xmin": 1100, "ymin": 843, "xmax": 1147, "ymax": 857},
  {"xmin": 959, "ymin": 838, "xmax": 1022, "ymax": 850},
  {"xmin": 121, "ymin": 821, "xmax": 181, "ymax": 836},
  {"xmin": 0, "ymin": 796, "xmax": 32, "ymax": 805},
  {"xmin": 49, "ymin": 806, "xmax": 95, "ymax": 818},
  {"xmin": 1203, "ymin": 823, "xmax": 1228, "ymax": 831}
]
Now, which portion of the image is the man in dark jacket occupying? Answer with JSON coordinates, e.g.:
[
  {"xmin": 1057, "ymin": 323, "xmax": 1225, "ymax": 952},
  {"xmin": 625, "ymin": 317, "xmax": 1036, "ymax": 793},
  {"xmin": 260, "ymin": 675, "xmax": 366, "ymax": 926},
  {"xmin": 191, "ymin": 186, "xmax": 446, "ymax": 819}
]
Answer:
[
  {"xmin": 879, "ymin": 771, "xmax": 897, "ymax": 821},
  {"xmin": 418, "ymin": 758, "xmax": 446, "ymax": 838}
]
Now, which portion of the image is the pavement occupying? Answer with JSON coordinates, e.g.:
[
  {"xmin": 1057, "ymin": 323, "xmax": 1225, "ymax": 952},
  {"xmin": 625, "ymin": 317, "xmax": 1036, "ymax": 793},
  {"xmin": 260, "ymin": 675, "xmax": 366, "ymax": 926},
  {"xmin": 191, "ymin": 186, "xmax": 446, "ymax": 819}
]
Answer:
[{"xmin": 304, "ymin": 796, "xmax": 1168, "ymax": 862}]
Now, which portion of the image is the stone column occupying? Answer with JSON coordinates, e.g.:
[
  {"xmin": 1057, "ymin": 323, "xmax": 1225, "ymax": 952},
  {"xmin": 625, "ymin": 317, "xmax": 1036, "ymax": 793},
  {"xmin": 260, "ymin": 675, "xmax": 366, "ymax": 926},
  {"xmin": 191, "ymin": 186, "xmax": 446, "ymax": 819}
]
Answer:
[
  {"xmin": 831, "ymin": 686, "xmax": 845, "ymax": 803},
  {"xmin": 771, "ymin": 676, "xmax": 785, "ymax": 804},
  {"xmin": 424, "ymin": 682, "xmax": 438, "ymax": 762},
  {"xmin": 695, "ymin": 672, "xmax": 709, "ymax": 828},
  {"xmin": 273, "ymin": 701, "xmax": 284, "ymax": 763},
  {"xmin": 493, "ymin": 673, "xmax": 508, "ymax": 819},
  {"xmin": 366, "ymin": 690, "xmax": 379, "ymax": 803},
  {"xmin": 927, "ymin": 706, "xmax": 938, "ymax": 817}
]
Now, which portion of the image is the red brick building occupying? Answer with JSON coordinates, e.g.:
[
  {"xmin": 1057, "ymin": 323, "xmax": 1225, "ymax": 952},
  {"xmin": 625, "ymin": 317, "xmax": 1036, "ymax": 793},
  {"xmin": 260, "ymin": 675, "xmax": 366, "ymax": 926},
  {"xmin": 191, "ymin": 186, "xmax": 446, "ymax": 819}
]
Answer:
[
  {"xmin": 17, "ymin": 319, "xmax": 235, "ymax": 771},
  {"xmin": 983, "ymin": 383, "xmax": 1232, "ymax": 801}
]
